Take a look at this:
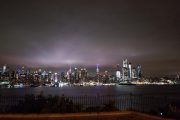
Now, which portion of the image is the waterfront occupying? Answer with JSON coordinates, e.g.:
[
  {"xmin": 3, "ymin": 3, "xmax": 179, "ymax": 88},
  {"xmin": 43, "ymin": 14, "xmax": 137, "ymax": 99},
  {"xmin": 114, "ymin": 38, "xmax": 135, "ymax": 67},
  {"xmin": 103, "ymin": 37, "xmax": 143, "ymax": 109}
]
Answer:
[
  {"xmin": 0, "ymin": 85, "xmax": 180, "ymax": 97},
  {"xmin": 0, "ymin": 85, "xmax": 179, "ymax": 119}
]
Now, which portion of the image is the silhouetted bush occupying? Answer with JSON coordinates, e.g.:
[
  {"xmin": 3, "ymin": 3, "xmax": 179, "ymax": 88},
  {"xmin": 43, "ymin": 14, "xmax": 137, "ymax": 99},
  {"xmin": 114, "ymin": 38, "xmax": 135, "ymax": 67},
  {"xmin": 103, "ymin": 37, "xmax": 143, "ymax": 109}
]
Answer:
[
  {"xmin": 8, "ymin": 94, "xmax": 82, "ymax": 113},
  {"xmin": 85, "ymin": 100, "xmax": 118, "ymax": 112},
  {"xmin": 103, "ymin": 100, "xmax": 118, "ymax": 111}
]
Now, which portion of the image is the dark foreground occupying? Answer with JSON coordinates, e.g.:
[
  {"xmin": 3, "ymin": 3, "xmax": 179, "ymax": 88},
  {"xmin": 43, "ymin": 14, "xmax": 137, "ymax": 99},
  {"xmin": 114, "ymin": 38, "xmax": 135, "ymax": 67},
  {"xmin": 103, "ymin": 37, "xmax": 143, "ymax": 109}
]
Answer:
[
  {"xmin": 0, "ymin": 112, "xmax": 173, "ymax": 120},
  {"xmin": 0, "ymin": 94, "xmax": 180, "ymax": 119}
]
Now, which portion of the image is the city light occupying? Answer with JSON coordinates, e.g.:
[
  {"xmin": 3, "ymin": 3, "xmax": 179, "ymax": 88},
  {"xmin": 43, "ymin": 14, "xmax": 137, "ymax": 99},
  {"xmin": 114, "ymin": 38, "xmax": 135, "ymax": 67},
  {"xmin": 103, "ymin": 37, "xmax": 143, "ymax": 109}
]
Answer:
[{"xmin": 0, "ymin": 59, "xmax": 179, "ymax": 88}]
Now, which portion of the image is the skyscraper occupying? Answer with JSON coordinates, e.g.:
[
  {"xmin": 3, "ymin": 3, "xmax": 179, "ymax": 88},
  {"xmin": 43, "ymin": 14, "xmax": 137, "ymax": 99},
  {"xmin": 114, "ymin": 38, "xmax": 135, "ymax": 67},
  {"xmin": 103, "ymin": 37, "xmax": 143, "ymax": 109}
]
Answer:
[
  {"xmin": 67, "ymin": 66, "xmax": 72, "ymax": 83},
  {"xmin": 96, "ymin": 64, "xmax": 99, "ymax": 74},
  {"xmin": 137, "ymin": 65, "xmax": 142, "ymax": 79},
  {"xmin": 104, "ymin": 70, "xmax": 109, "ymax": 83},
  {"xmin": 96, "ymin": 64, "xmax": 100, "ymax": 82},
  {"xmin": 0, "ymin": 67, "xmax": 2, "ymax": 75},
  {"xmin": 80, "ymin": 68, "xmax": 87, "ymax": 82},
  {"xmin": 54, "ymin": 72, "xmax": 58, "ymax": 83},
  {"xmin": 122, "ymin": 59, "xmax": 128, "ymax": 81},
  {"xmin": 74, "ymin": 68, "xmax": 79, "ymax": 83},
  {"xmin": 132, "ymin": 67, "xmax": 137, "ymax": 79},
  {"xmin": 128, "ymin": 63, "xmax": 132, "ymax": 80},
  {"xmin": 116, "ymin": 64, "xmax": 121, "ymax": 81},
  {"xmin": 60, "ymin": 72, "xmax": 65, "ymax": 82},
  {"xmin": 2, "ymin": 65, "xmax": 6, "ymax": 74}
]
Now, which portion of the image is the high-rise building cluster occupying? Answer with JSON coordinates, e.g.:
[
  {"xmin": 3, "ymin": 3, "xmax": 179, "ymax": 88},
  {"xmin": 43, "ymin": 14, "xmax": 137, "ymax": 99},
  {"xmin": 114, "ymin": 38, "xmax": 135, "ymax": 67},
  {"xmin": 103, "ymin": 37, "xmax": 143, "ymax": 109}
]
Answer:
[
  {"xmin": 65, "ymin": 66, "xmax": 88, "ymax": 83},
  {"xmin": 116, "ymin": 59, "xmax": 142, "ymax": 81},
  {"xmin": 0, "ymin": 59, "xmax": 142, "ymax": 87}
]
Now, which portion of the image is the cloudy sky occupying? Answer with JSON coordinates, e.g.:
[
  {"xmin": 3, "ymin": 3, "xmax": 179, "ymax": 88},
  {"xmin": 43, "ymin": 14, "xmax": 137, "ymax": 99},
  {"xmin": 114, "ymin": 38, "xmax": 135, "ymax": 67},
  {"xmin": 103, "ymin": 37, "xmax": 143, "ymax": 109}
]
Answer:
[{"xmin": 0, "ymin": 0, "xmax": 180, "ymax": 76}]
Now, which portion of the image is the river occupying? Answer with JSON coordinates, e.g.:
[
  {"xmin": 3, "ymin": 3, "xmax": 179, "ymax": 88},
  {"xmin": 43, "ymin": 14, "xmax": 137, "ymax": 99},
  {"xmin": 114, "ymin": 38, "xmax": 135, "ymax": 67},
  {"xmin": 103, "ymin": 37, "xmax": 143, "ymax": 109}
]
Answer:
[{"xmin": 0, "ymin": 85, "xmax": 180, "ymax": 97}]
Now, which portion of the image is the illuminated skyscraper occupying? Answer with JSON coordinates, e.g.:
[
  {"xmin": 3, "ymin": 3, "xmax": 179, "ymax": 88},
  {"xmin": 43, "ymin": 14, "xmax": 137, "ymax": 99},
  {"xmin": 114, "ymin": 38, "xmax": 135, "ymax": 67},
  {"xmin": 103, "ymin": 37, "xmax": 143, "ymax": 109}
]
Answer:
[
  {"xmin": 60, "ymin": 72, "xmax": 65, "ymax": 82},
  {"xmin": 137, "ymin": 65, "xmax": 142, "ymax": 79},
  {"xmin": 96, "ymin": 64, "xmax": 99, "ymax": 74},
  {"xmin": 132, "ymin": 67, "xmax": 137, "ymax": 79},
  {"xmin": 2, "ymin": 65, "xmax": 6, "ymax": 74},
  {"xmin": 54, "ymin": 72, "xmax": 58, "ymax": 83},
  {"xmin": 128, "ymin": 63, "xmax": 132, "ymax": 80},
  {"xmin": 0, "ymin": 68, "xmax": 2, "ymax": 75},
  {"xmin": 17, "ymin": 66, "xmax": 21, "ymax": 76},
  {"xmin": 78, "ymin": 69, "xmax": 81, "ymax": 82},
  {"xmin": 74, "ymin": 68, "xmax": 79, "ymax": 83},
  {"xmin": 26, "ymin": 69, "xmax": 31, "ymax": 80},
  {"xmin": 80, "ymin": 68, "xmax": 87, "ymax": 82},
  {"xmin": 116, "ymin": 64, "xmax": 121, "ymax": 81},
  {"xmin": 42, "ymin": 71, "xmax": 47, "ymax": 79},
  {"xmin": 96, "ymin": 64, "xmax": 100, "ymax": 82},
  {"xmin": 37, "ymin": 68, "xmax": 42, "ymax": 81},
  {"xmin": 176, "ymin": 74, "xmax": 180, "ymax": 80},
  {"xmin": 84, "ymin": 68, "xmax": 88, "ymax": 82},
  {"xmin": 67, "ymin": 66, "xmax": 72, "ymax": 82},
  {"xmin": 48, "ymin": 71, "xmax": 53, "ymax": 81},
  {"xmin": 122, "ymin": 59, "xmax": 128, "ymax": 81},
  {"xmin": 123, "ymin": 59, "xmax": 128, "ymax": 68},
  {"xmin": 21, "ymin": 66, "xmax": 25, "ymax": 74},
  {"xmin": 104, "ymin": 70, "xmax": 109, "ymax": 83}
]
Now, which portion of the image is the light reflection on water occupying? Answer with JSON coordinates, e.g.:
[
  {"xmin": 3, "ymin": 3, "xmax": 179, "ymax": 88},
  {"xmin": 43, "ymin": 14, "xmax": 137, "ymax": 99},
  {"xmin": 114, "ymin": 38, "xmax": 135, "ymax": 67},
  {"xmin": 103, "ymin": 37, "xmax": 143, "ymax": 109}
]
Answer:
[{"xmin": 0, "ymin": 85, "xmax": 180, "ymax": 97}]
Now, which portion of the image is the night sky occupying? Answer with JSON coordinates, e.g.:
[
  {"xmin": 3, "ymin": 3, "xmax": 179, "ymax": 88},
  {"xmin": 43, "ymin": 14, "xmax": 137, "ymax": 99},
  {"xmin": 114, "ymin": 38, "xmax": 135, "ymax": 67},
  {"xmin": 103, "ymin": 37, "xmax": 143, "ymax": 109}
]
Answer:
[{"xmin": 0, "ymin": 0, "xmax": 180, "ymax": 76}]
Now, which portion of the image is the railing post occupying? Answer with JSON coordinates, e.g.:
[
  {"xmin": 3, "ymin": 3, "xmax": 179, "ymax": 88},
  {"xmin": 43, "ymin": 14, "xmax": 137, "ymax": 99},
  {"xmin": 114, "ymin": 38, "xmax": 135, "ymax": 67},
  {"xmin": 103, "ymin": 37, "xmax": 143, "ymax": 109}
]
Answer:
[{"xmin": 130, "ymin": 93, "xmax": 132, "ymax": 111}]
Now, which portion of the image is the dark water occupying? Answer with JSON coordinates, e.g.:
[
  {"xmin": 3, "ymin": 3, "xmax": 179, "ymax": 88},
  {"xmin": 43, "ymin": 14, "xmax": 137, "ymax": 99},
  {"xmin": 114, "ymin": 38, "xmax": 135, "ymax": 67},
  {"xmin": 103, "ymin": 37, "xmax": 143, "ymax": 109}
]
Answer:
[{"xmin": 0, "ymin": 85, "xmax": 180, "ymax": 97}]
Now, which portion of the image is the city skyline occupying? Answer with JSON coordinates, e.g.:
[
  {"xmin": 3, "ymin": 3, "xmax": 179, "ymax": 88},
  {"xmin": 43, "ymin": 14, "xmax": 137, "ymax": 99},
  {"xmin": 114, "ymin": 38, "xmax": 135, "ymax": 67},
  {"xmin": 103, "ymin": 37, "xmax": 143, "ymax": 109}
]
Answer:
[
  {"xmin": 0, "ymin": 58, "xmax": 143, "ymax": 85},
  {"xmin": 0, "ymin": 0, "xmax": 180, "ymax": 76},
  {"xmin": 0, "ymin": 60, "xmax": 167, "ymax": 77}
]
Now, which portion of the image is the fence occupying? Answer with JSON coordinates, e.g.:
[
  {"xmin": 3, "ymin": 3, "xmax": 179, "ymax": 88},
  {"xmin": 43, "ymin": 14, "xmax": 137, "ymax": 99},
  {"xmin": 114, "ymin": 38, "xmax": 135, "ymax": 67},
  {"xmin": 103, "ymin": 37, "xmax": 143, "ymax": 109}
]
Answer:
[{"xmin": 0, "ymin": 94, "xmax": 178, "ymax": 114}]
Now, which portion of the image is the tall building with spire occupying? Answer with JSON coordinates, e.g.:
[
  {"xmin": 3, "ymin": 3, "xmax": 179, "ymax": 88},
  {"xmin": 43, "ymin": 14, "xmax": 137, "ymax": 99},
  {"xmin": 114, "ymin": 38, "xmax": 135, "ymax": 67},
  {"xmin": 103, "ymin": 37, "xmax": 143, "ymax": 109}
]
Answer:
[
  {"xmin": 96, "ymin": 64, "xmax": 99, "ymax": 74},
  {"xmin": 96, "ymin": 64, "xmax": 100, "ymax": 82}
]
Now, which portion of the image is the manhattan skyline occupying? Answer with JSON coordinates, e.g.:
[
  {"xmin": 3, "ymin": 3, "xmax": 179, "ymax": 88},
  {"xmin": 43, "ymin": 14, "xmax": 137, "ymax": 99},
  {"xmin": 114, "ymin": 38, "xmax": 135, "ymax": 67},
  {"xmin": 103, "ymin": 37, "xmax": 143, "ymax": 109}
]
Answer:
[{"xmin": 0, "ymin": 0, "xmax": 180, "ymax": 76}]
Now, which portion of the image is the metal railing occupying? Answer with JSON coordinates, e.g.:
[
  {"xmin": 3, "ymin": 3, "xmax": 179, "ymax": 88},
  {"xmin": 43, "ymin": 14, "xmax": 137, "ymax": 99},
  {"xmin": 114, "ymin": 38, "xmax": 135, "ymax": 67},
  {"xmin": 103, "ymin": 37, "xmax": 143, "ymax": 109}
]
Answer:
[{"xmin": 0, "ymin": 94, "xmax": 178, "ymax": 114}]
